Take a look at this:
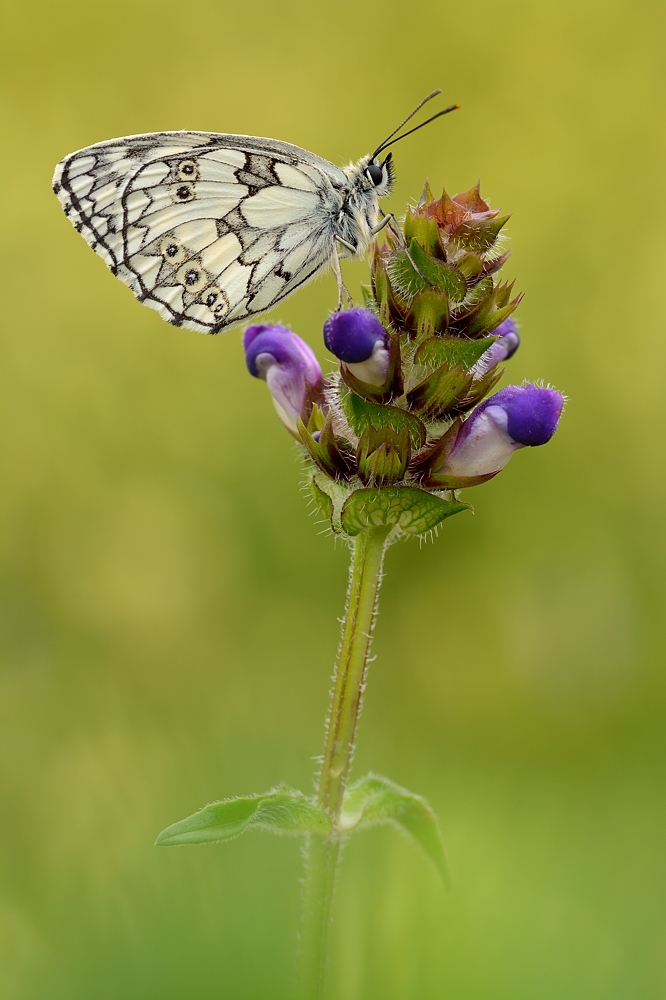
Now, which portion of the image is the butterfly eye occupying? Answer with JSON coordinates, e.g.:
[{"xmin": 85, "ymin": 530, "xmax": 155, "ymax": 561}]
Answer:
[
  {"xmin": 176, "ymin": 159, "xmax": 199, "ymax": 182},
  {"xmin": 365, "ymin": 162, "xmax": 384, "ymax": 186}
]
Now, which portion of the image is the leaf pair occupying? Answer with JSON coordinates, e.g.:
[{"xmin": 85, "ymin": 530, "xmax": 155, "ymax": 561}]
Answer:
[{"xmin": 156, "ymin": 775, "xmax": 450, "ymax": 885}]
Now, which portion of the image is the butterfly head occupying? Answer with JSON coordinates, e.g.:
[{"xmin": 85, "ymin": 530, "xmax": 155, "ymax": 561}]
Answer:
[{"xmin": 361, "ymin": 152, "xmax": 395, "ymax": 197}]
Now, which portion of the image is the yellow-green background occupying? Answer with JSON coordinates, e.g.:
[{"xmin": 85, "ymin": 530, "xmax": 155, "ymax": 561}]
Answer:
[{"xmin": 2, "ymin": 1, "xmax": 665, "ymax": 997}]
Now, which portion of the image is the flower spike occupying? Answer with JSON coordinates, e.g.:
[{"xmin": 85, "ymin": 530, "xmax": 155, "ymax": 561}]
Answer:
[{"xmin": 244, "ymin": 179, "xmax": 564, "ymax": 523}]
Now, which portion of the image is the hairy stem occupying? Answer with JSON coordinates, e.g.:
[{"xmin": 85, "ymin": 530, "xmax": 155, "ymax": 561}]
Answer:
[{"xmin": 297, "ymin": 525, "xmax": 391, "ymax": 999}]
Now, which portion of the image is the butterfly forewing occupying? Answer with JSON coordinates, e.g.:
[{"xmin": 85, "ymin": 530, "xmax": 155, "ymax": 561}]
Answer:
[{"xmin": 53, "ymin": 132, "xmax": 348, "ymax": 333}]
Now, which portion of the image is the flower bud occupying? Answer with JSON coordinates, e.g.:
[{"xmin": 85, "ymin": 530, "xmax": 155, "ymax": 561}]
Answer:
[
  {"xmin": 323, "ymin": 308, "xmax": 389, "ymax": 386},
  {"xmin": 474, "ymin": 317, "xmax": 521, "ymax": 375},
  {"xmin": 244, "ymin": 324, "xmax": 323, "ymax": 435},
  {"xmin": 436, "ymin": 384, "xmax": 564, "ymax": 478}
]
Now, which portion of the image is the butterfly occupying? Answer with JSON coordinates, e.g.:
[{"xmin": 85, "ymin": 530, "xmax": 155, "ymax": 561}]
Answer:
[{"xmin": 52, "ymin": 91, "xmax": 457, "ymax": 335}]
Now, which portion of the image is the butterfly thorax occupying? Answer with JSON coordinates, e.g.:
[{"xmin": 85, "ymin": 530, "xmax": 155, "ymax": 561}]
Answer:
[{"xmin": 334, "ymin": 155, "xmax": 394, "ymax": 258}]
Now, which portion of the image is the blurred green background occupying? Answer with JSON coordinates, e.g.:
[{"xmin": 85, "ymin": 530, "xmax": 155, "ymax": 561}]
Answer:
[{"xmin": 2, "ymin": 0, "xmax": 665, "ymax": 997}]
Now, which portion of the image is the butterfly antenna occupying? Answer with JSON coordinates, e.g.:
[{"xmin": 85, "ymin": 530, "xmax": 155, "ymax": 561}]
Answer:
[
  {"xmin": 372, "ymin": 98, "xmax": 459, "ymax": 159},
  {"xmin": 372, "ymin": 89, "xmax": 443, "ymax": 158}
]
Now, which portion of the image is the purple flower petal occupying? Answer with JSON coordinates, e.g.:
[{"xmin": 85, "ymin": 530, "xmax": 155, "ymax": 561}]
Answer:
[
  {"xmin": 436, "ymin": 384, "xmax": 564, "ymax": 478},
  {"xmin": 479, "ymin": 384, "xmax": 563, "ymax": 446},
  {"xmin": 244, "ymin": 325, "xmax": 323, "ymax": 434},
  {"xmin": 323, "ymin": 309, "xmax": 387, "ymax": 363},
  {"xmin": 493, "ymin": 318, "xmax": 521, "ymax": 360},
  {"xmin": 475, "ymin": 317, "xmax": 521, "ymax": 373},
  {"xmin": 244, "ymin": 325, "xmax": 321, "ymax": 385},
  {"xmin": 323, "ymin": 309, "xmax": 390, "ymax": 385}
]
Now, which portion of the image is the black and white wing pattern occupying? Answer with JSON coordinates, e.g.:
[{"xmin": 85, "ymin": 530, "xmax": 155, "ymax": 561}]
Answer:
[{"xmin": 53, "ymin": 132, "xmax": 348, "ymax": 333}]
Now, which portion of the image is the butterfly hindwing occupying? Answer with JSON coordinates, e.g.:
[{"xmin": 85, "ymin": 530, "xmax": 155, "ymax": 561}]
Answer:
[{"xmin": 53, "ymin": 132, "xmax": 347, "ymax": 333}]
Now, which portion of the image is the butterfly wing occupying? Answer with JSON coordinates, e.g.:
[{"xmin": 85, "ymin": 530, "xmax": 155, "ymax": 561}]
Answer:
[{"xmin": 53, "ymin": 132, "xmax": 348, "ymax": 333}]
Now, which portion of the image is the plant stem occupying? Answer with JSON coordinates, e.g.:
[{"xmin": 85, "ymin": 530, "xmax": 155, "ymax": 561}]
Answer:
[{"xmin": 297, "ymin": 525, "xmax": 391, "ymax": 999}]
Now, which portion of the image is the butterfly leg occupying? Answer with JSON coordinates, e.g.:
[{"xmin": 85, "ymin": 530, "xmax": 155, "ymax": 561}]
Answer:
[
  {"xmin": 336, "ymin": 236, "xmax": 357, "ymax": 253},
  {"xmin": 332, "ymin": 240, "xmax": 354, "ymax": 309},
  {"xmin": 370, "ymin": 212, "xmax": 396, "ymax": 239}
]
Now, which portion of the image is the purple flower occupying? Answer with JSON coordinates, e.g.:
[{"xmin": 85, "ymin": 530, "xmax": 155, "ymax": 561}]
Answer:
[
  {"xmin": 474, "ymin": 317, "xmax": 521, "ymax": 375},
  {"xmin": 323, "ymin": 308, "xmax": 389, "ymax": 386},
  {"xmin": 436, "ymin": 384, "xmax": 564, "ymax": 478},
  {"xmin": 244, "ymin": 325, "xmax": 323, "ymax": 435}
]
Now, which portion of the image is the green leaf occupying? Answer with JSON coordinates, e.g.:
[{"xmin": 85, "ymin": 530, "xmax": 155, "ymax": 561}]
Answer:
[
  {"xmin": 481, "ymin": 248, "xmax": 511, "ymax": 278},
  {"xmin": 372, "ymin": 252, "xmax": 391, "ymax": 311},
  {"xmin": 356, "ymin": 425, "xmax": 411, "ymax": 487},
  {"xmin": 298, "ymin": 412, "xmax": 353, "ymax": 480},
  {"xmin": 306, "ymin": 403, "xmax": 325, "ymax": 433},
  {"xmin": 309, "ymin": 477, "xmax": 334, "ymax": 528},
  {"xmin": 403, "ymin": 209, "xmax": 442, "ymax": 257},
  {"xmin": 156, "ymin": 787, "xmax": 331, "ymax": 847},
  {"xmin": 415, "ymin": 335, "xmax": 497, "ymax": 372},
  {"xmin": 340, "ymin": 774, "xmax": 451, "ymax": 886},
  {"xmin": 462, "ymin": 275, "xmax": 494, "ymax": 306},
  {"xmin": 372, "ymin": 250, "xmax": 406, "ymax": 326},
  {"xmin": 417, "ymin": 179, "xmax": 435, "ymax": 207},
  {"xmin": 406, "ymin": 365, "xmax": 473, "ymax": 420},
  {"xmin": 405, "ymin": 290, "xmax": 450, "ymax": 338},
  {"xmin": 453, "ymin": 364, "xmax": 504, "ymax": 414},
  {"xmin": 341, "ymin": 486, "xmax": 470, "ymax": 537},
  {"xmin": 408, "ymin": 241, "xmax": 467, "ymax": 302},
  {"xmin": 455, "ymin": 252, "xmax": 484, "ymax": 281},
  {"xmin": 451, "ymin": 215, "xmax": 510, "ymax": 254},
  {"xmin": 455, "ymin": 281, "xmax": 522, "ymax": 339},
  {"xmin": 339, "ymin": 390, "xmax": 427, "ymax": 449},
  {"xmin": 426, "ymin": 470, "xmax": 498, "ymax": 490},
  {"xmin": 409, "ymin": 418, "xmax": 461, "ymax": 480},
  {"xmin": 387, "ymin": 247, "xmax": 429, "ymax": 301}
]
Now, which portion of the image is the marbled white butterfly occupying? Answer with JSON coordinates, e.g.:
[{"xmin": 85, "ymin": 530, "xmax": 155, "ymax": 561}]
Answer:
[{"xmin": 53, "ymin": 91, "xmax": 457, "ymax": 334}]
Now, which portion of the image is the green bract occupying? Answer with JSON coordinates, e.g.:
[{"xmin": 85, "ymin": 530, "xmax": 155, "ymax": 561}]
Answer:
[{"xmin": 341, "ymin": 487, "xmax": 469, "ymax": 536}]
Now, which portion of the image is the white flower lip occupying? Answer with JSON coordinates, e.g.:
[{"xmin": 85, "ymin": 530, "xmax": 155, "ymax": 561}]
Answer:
[
  {"xmin": 442, "ymin": 407, "xmax": 521, "ymax": 477},
  {"xmin": 345, "ymin": 340, "xmax": 390, "ymax": 386}
]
